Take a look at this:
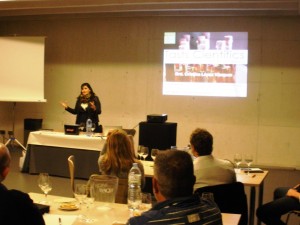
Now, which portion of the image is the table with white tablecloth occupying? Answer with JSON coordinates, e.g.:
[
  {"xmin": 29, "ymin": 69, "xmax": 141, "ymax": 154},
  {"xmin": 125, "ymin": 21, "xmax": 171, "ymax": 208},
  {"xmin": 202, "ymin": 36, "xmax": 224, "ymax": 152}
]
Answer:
[
  {"xmin": 22, "ymin": 131, "xmax": 105, "ymax": 179},
  {"xmin": 29, "ymin": 192, "xmax": 241, "ymax": 225}
]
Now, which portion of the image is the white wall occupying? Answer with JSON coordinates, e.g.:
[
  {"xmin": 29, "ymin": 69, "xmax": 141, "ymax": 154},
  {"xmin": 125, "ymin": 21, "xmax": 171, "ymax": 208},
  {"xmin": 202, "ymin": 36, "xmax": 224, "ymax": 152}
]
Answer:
[{"xmin": 0, "ymin": 16, "xmax": 299, "ymax": 168}]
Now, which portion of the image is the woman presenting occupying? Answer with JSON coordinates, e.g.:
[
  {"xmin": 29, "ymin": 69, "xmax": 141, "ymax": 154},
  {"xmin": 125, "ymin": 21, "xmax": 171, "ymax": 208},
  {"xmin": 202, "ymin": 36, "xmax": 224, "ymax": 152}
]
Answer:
[{"xmin": 61, "ymin": 82, "xmax": 102, "ymax": 133}]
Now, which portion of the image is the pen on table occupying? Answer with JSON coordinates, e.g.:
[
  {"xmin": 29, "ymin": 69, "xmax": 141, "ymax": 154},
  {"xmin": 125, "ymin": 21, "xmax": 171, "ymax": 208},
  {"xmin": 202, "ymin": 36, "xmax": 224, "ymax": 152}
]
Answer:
[
  {"xmin": 59, "ymin": 217, "xmax": 62, "ymax": 225},
  {"xmin": 252, "ymin": 174, "xmax": 256, "ymax": 178}
]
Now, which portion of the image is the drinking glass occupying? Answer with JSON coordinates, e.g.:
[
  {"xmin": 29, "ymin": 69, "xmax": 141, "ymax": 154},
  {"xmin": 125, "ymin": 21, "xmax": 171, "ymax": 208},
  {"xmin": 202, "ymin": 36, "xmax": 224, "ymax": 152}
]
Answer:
[
  {"xmin": 139, "ymin": 192, "xmax": 152, "ymax": 212},
  {"xmin": 38, "ymin": 173, "xmax": 52, "ymax": 204},
  {"xmin": 79, "ymin": 122, "xmax": 85, "ymax": 133},
  {"xmin": 142, "ymin": 147, "xmax": 149, "ymax": 161},
  {"xmin": 82, "ymin": 185, "xmax": 96, "ymax": 223},
  {"xmin": 74, "ymin": 184, "xmax": 88, "ymax": 209},
  {"xmin": 151, "ymin": 149, "xmax": 159, "ymax": 161},
  {"xmin": 74, "ymin": 184, "xmax": 90, "ymax": 222},
  {"xmin": 244, "ymin": 154, "xmax": 253, "ymax": 175},
  {"xmin": 234, "ymin": 153, "xmax": 242, "ymax": 170},
  {"xmin": 137, "ymin": 145, "xmax": 144, "ymax": 160},
  {"xmin": 91, "ymin": 123, "xmax": 96, "ymax": 133}
]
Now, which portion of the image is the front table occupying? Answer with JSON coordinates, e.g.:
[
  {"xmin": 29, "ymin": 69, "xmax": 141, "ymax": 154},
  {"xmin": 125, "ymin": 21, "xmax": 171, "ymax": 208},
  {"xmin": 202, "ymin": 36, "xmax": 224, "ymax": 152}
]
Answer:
[
  {"xmin": 29, "ymin": 193, "xmax": 241, "ymax": 225},
  {"xmin": 142, "ymin": 161, "xmax": 268, "ymax": 225},
  {"xmin": 22, "ymin": 131, "xmax": 106, "ymax": 179}
]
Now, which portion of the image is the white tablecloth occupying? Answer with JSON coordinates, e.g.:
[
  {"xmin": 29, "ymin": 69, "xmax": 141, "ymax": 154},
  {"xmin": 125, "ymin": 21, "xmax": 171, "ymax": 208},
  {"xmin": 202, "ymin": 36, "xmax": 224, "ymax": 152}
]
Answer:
[{"xmin": 27, "ymin": 131, "xmax": 105, "ymax": 151}]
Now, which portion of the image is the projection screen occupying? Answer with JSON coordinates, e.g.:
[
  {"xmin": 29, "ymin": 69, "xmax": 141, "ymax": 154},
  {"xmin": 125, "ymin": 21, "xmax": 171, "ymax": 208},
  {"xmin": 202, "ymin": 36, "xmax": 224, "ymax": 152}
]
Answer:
[{"xmin": 0, "ymin": 36, "xmax": 46, "ymax": 102}]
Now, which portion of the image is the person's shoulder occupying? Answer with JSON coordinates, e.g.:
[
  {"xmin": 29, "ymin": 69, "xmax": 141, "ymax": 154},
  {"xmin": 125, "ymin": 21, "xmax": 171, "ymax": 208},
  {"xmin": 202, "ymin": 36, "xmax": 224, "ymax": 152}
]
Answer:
[
  {"xmin": 215, "ymin": 157, "xmax": 234, "ymax": 167},
  {"xmin": 6, "ymin": 189, "xmax": 34, "ymax": 203},
  {"xmin": 127, "ymin": 209, "xmax": 161, "ymax": 225}
]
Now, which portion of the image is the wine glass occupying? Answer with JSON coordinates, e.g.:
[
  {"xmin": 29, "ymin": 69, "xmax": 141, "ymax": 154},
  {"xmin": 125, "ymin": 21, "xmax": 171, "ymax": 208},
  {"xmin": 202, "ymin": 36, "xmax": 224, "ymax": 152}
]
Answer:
[
  {"xmin": 91, "ymin": 123, "xmax": 96, "ymax": 133},
  {"xmin": 74, "ymin": 183, "xmax": 90, "ymax": 222},
  {"xmin": 137, "ymin": 145, "xmax": 144, "ymax": 160},
  {"xmin": 78, "ymin": 122, "xmax": 85, "ymax": 133},
  {"xmin": 142, "ymin": 147, "xmax": 149, "ymax": 161},
  {"xmin": 234, "ymin": 154, "xmax": 242, "ymax": 171},
  {"xmin": 151, "ymin": 149, "xmax": 159, "ymax": 161},
  {"xmin": 82, "ymin": 185, "xmax": 96, "ymax": 223},
  {"xmin": 38, "ymin": 173, "xmax": 52, "ymax": 204},
  {"xmin": 74, "ymin": 183, "xmax": 88, "ymax": 209},
  {"xmin": 244, "ymin": 154, "xmax": 253, "ymax": 175}
]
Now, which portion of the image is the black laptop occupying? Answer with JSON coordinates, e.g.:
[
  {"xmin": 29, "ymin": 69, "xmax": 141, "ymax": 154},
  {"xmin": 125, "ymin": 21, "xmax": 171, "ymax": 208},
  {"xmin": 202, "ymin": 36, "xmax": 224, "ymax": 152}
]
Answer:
[{"xmin": 64, "ymin": 124, "xmax": 80, "ymax": 135}]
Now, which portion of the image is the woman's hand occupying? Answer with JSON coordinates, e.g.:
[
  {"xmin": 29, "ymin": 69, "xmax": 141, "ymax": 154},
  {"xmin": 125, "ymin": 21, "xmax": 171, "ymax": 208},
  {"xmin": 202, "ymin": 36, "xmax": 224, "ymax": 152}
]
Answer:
[
  {"xmin": 287, "ymin": 188, "xmax": 300, "ymax": 199},
  {"xmin": 60, "ymin": 101, "xmax": 68, "ymax": 109},
  {"xmin": 90, "ymin": 101, "xmax": 96, "ymax": 110}
]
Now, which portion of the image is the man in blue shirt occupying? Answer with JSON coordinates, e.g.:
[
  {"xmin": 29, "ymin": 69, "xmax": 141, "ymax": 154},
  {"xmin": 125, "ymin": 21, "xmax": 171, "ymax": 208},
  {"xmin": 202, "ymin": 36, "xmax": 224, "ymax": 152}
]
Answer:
[{"xmin": 127, "ymin": 150, "xmax": 222, "ymax": 225}]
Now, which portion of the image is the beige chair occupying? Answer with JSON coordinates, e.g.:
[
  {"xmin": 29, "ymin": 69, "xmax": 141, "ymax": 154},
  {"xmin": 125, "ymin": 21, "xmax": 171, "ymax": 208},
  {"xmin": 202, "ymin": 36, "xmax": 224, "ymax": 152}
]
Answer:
[
  {"xmin": 123, "ymin": 129, "xmax": 136, "ymax": 137},
  {"xmin": 67, "ymin": 155, "xmax": 75, "ymax": 194},
  {"xmin": 115, "ymin": 178, "xmax": 128, "ymax": 204},
  {"xmin": 89, "ymin": 174, "xmax": 127, "ymax": 204}
]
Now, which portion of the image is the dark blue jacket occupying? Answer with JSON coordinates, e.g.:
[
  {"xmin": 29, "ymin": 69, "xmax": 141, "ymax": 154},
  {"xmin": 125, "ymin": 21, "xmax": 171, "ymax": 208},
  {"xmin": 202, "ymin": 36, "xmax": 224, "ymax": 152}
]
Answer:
[
  {"xmin": 127, "ymin": 194, "xmax": 222, "ymax": 225},
  {"xmin": 0, "ymin": 183, "xmax": 45, "ymax": 225}
]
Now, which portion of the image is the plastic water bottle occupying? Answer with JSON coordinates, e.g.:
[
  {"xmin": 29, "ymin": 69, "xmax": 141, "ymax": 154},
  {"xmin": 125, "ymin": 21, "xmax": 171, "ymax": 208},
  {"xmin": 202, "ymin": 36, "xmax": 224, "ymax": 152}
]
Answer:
[
  {"xmin": 86, "ymin": 118, "xmax": 92, "ymax": 136},
  {"xmin": 128, "ymin": 163, "xmax": 142, "ymax": 210}
]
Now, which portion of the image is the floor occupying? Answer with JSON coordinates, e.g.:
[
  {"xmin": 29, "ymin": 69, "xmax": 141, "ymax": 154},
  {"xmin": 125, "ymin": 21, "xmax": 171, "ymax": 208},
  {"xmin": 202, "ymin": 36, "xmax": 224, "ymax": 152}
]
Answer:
[
  {"xmin": 3, "ymin": 146, "xmax": 86, "ymax": 198},
  {"xmin": 3, "ymin": 145, "xmax": 300, "ymax": 224}
]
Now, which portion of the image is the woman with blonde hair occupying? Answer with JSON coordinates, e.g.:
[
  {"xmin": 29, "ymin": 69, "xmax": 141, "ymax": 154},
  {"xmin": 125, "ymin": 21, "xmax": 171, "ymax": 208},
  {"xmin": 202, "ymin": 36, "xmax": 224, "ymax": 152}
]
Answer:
[{"xmin": 98, "ymin": 129, "xmax": 145, "ymax": 187}]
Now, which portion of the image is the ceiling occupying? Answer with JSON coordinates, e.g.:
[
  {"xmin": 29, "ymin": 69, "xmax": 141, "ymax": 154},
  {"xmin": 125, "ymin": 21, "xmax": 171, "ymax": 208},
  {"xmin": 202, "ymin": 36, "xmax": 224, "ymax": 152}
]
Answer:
[{"xmin": 0, "ymin": 0, "xmax": 299, "ymax": 18}]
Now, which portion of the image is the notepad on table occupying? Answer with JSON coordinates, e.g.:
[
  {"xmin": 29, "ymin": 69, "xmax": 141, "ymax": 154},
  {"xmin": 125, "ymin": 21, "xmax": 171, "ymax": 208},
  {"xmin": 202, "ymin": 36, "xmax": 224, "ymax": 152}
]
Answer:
[
  {"xmin": 43, "ymin": 214, "xmax": 77, "ymax": 225},
  {"xmin": 241, "ymin": 168, "xmax": 264, "ymax": 173}
]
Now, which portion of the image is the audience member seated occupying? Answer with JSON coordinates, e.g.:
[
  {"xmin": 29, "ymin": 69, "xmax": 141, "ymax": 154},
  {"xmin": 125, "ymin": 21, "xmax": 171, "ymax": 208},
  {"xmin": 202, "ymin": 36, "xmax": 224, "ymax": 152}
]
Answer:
[
  {"xmin": 98, "ymin": 129, "xmax": 145, "ymax": 187},
  {"xmin": 190, "ymin": 128, "xmax": 236, "ymax": 190},
  {"xmin": 0, "ymin": 143, "xmax": 45, "ymax": 225},
  {"xmin": 126, "ymin": 150, "xmax": 222, "ymax": 225},
  {"xmin": 256, "ymin": 184, "xmax": 300, "ymax": 225}
]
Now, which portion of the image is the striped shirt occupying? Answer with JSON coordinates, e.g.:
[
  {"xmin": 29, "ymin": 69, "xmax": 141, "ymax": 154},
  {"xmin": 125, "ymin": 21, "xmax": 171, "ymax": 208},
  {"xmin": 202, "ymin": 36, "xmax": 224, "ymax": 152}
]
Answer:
[{"xmin": 127, "ymin": 194, "xmax": 222, "ymax": 225}]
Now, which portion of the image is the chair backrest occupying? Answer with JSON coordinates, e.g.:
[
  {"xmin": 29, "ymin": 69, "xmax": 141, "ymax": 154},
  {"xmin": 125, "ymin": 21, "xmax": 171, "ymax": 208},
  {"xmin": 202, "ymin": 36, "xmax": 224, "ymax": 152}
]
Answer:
[
  {"xmin": 115, "ymin": 178, "xmax": 128, "ymax": 204},
  {"xmin": 286, "ymin": 210, "xmax": 300, "ymax": 225},
  {"xmin": 88, "ymin": 174, "xmax": 119, "ymax": 203},
  {"xmin": 194, "ymin": 182, "xmax": 248, "ymax": 225},
  {"xmin": 88, "ymin": 174, "xmax": 128, "ymax": 204},
  {"xmin": 67, "ymin": 155, "xmax": 75, "ymax": 194},
  {"xmin": 123, "ymin": 129, "xmax": 136, "ymax": 137}
]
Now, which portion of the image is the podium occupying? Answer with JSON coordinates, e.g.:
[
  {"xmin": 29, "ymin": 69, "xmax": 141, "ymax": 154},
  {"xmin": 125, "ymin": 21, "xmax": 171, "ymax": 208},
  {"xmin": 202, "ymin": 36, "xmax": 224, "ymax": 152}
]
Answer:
[
  {"xmin": 138, "ymin": 121, "xmax": 177, "ymax": 152},
  {"xmin": 24, "ymin": 119, "xmax": 43, "ymax": 146}
]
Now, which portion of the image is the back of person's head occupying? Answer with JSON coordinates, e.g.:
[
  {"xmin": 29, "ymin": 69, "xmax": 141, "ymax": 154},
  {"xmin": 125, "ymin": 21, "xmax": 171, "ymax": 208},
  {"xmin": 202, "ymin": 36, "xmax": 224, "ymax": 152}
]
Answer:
[
  {"xmin": 104, "ymin": 129, "xmax": 136, "ymax": 174},
  {"xmin": 154, "ymin": 150, "xmax": 195, "ymax": 199},
  {"xmin": 190, "ymin": 128, "xmax": 213, "ymax": 156},
  {"xmin": 107, "ymin": 129, "xmax": 133, "ymax": 157},
  {"xmin": 0, "ymin": 143, "xmax": 11, "ymax": 182}
]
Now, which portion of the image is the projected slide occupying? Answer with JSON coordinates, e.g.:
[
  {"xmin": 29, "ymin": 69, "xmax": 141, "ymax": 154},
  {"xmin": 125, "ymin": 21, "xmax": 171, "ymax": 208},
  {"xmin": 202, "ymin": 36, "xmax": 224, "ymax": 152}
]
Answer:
[{"xmin": 163, "ymin": 32, "xmax": 248, "ymax": 97}]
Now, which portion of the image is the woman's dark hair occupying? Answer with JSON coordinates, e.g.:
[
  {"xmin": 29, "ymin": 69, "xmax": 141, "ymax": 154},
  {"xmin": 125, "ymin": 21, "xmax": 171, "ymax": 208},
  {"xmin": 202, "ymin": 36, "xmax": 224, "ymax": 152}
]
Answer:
[{"xmin": 78, "ymin": 82, "xmax": 96, "ymax": 99}]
